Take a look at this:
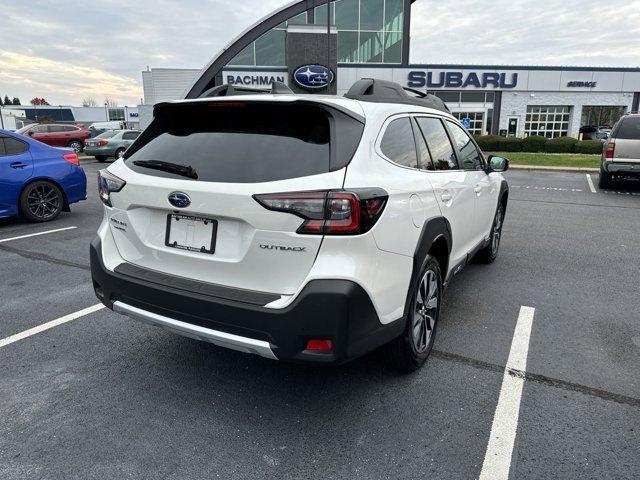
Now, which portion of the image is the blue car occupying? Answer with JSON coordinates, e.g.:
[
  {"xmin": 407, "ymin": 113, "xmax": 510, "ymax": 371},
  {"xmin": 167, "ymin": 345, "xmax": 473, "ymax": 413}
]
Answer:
[{"xmin": 0, "ymin": 128, "xmax": 87, "ymax": 222}]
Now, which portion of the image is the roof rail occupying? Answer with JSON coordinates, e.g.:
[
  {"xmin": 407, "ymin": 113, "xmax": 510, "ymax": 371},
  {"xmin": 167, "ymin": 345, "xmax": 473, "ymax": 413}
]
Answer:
[
  {"xmin": 344, "ymin": 78, "xmax": 450, "ymax": 113},
  {"xmin": 199, "ymin": 81, "xmax": 293, "ymax": 98}
]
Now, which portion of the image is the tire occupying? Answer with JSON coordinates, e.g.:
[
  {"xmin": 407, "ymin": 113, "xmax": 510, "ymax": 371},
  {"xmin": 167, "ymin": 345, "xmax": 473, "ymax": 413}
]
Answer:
[
  {"xmin": 598, "ymin": 168, "xmax": 612, "ymax": 189},
  {"xmin": 19, "ymin": 181, "xmax": 63, "ymax": 222},
  {"xmin": 114, "ymin": 148, "xmax": 125, "ymax": 160},
  {"xmin": 67, "ymin": 139, "xmax": 83, "ymax": 152},
  {"xmin": 383, "ymin": 255, "xmax": 442, "ymax": 372},
  {"xmin": 95, "ymin": 156, "xmax": 108, "ymax": 162},
  {"xmin": 475, "ymin": 202, "xmax": 504, "ymax": 264}
]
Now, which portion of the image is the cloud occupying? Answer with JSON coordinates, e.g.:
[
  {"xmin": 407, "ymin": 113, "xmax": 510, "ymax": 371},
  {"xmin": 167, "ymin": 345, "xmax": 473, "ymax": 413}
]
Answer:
[
  {"xmin": 409, "ymin": 0, "xmax": 640, "ymax": 66},
  {"xmin": 0, "ymin": 50, "xmax": 142, "ymax": 105}
]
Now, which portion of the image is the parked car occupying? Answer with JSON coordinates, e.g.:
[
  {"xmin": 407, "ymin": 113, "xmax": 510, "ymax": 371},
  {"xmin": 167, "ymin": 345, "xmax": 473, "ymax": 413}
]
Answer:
[
  {"xmin": 0, "ymin": 128, "xmax": 87, "ymax": 222},
  {"xmin": 15, "ymin": 123, "xmax": 90, "ymax": 152},
  {"xmin": 90, "ymin": 79, "xmax": 509, "ymax": 371},
  {"xmin": 84, "ymin": 130, "xmax": 141, "ymax": 162},
  {"xmin": 599, "ymin": 114, "xmax": 640, "ymax": 188},
  {"xmin": 580, "ymin": 125, "xmax": 612, "ymax": 140}
]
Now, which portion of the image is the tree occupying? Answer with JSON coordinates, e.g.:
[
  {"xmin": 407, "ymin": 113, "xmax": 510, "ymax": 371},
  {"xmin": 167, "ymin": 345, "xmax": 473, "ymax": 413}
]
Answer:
[
  {"xmin": 3, "ymin": 95, "xmax": 10, "ymax": 106},
  {"xmin": 30, "ymin": 97, "xmax": 50, "ymax": 106},
  {"xmin": 0, "ymin": 96, "xmax": 3, "ymax": 106},
  {"xmin": 12, "ymin": 97, "xmax": 20, "ymax": 105},
  {"xmin": 81, "ymin": 97, "xmax": 97, "ymax": 107},
  {"xmin": 104, "ymin": 97, "xmax": 118, "ymax": 107}
]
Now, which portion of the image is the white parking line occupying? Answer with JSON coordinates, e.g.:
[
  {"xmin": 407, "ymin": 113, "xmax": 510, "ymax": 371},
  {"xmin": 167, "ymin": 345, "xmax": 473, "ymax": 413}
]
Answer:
[
  {"xmin": 0, "ymin": 304, "xmax": 104, "ymax": 349},
  {"xmin": 586, "ymin": 174, "xmax": 597, "ymax": 193},
  {"xmin": 0, "ymin": 226, "xmax": 77, "ymax": 244},
  {"xmin": 479, "ymin": 306, "xmax": 536, "ymax": 480}
]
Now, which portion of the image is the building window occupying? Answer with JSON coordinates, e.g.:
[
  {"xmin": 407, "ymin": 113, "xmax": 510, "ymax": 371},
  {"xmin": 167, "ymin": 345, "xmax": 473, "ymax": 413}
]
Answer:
[
  {"xmin": 228, "ymin": 12, "xmax": 307, "ymax": 67},
  {"xmin": 453, "ymin": 112, "xmax": 485, "ymax": 135},
  {"xmin": 317, "ymin": 0, "xmax": 404, "ymax": 64},
  {"xmin": 108, "ymin": 108, "xmax": 125, "ymax": 121},
  {"xmin": 525, "ymin": 106, "xmax": 571, "ymax": 138}
]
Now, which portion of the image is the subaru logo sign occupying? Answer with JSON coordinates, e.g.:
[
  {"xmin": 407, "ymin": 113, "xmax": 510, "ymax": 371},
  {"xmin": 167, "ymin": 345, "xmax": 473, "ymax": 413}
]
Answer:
[
  {"xmin": 168, "ymin": 192, "xmax": 191, "ymax": 208},
  {"xmin": 293, "ymin": 65, "xmax": 334, "ymax": 90}
]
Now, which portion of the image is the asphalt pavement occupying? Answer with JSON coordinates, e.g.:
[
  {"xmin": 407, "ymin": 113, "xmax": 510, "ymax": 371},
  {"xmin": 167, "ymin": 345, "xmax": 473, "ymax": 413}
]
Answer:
[{"xmin": 1, "ymin": 161, "xmax": 639, "ymax": 479}]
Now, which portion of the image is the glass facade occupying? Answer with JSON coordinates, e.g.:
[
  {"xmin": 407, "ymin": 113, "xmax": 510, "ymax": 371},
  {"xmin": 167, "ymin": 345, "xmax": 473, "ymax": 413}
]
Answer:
[
  {"xmin": 525, "ymin": 106, "xmax": 571, "ymax": 138},
  {"xmin": 317, "ymin": 0, "xmax": 404, "ymax": 63},
  {"xmin": 228, "ymin": 12, "xmax": 307, "ymax": 66}
]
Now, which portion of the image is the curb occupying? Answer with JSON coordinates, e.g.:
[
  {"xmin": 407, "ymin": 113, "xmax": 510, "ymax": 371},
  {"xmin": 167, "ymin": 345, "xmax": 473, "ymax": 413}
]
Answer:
[{"xmin": 509, "ymin": 164, "xmax": 599, "ymax": 173}]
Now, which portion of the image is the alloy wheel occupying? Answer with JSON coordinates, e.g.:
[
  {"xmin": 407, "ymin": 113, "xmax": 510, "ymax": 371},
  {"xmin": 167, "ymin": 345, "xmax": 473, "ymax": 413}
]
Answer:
[
  {"xmin": 26, "ymin": 184, "xmax": 61, "ymax": 220},
  {"xmin": 412, "ymin": 269, "xmax": 438, "ymax": 353},
  {"xmin": 491, "ymin": 206, "xmax": 503, "ymax": 255}
]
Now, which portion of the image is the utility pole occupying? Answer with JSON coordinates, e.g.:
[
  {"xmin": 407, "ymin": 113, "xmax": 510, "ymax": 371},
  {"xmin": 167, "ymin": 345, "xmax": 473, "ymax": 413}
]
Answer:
[{"xmin": 326, "ymin": 0, "xmax": 331, "ymax": 77}]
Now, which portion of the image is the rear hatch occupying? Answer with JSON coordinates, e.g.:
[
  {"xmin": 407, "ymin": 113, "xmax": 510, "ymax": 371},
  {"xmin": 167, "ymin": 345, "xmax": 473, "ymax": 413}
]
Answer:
[
  {"xmin": 612, "ymin": 116, "xmax": 640, "ymax": 163},
  {"xmin": 107, "ymin": 99, "xmax": 364, "ymax": 296}
]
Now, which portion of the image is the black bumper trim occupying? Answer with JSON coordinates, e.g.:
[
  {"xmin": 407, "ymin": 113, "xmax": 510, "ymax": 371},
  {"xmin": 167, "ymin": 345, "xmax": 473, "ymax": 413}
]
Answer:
[
  {"xmin": 114, "ymin": 262, "xmax": 280, "ymax": 307},
  {"xmin": 90, "ymin": 238, "xmax": 405, "ymax": 364}
]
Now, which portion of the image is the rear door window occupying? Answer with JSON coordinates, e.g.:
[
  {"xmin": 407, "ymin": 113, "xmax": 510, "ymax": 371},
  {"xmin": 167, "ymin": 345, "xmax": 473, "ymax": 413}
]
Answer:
[
  {"xmin": 125, "ymin": 102, "xmax": 362, "ymax": 183},
  {"xmin": 615, "ymin": 116, "xmax": 640, "ymax": 139},
  {"xmin": 415, "ymin": 117, "xmax": 458, "ymax": 170},
  {"xmin": 0, "ymin": 136, "xmax": 29, "ymax": 156},
  {"xmin": 122, "ymin": 131, "xmax": 140, "ymax": 140},
  {"xmin": 380, "ymin": 117, "xmax": 419, "ymax": 169}
]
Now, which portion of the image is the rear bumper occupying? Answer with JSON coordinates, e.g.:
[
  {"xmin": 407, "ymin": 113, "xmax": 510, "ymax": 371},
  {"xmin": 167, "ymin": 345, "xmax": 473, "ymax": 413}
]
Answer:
[
  {"xmin": 90, "ymin": 238, "xmax": 403, "ymax": 364},
  {"xmin": 603, "ymin": 160, "xmax": 640, "ymax": 175},
  {"xmin": 84, "ymin": 146, "xmax": 117, "ymax": 157}
]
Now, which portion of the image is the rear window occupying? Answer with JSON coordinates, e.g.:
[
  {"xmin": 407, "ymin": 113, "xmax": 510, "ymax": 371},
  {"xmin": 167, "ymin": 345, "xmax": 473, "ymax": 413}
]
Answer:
[
  {"xmin": 125, "ymin": 102, "xmax": 363, "ymax": 183},
  {"xmin": 96, "ymin": 131, "xmax": 118, "ymax": 139},
  {"xmin": 615, "ymin": 117, "xmax": 640, "ymax": 139}
]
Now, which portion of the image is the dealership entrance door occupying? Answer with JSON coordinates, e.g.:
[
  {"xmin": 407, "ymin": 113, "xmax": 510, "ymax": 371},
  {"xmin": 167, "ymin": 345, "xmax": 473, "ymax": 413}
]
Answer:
[{"xmin": 429, "ymin": 91, "xmax": 496, "ymax": 135}]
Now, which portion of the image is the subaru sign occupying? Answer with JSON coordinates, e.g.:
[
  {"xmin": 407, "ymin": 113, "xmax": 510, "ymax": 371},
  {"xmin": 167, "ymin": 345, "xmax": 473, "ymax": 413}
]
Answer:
[
  {"xmin": 293, "ymin": 65, "xmax": 334, "ymax": 90},
  {"xmin": 407, "ymin": 71, "xmax": 519, "ymax": 89}
]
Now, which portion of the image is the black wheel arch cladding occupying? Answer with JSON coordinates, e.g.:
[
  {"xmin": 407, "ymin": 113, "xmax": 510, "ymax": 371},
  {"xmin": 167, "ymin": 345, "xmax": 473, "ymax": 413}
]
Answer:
[{"xmin": 403, "ymin": 216, "xmax": 451, "ymax": 321}]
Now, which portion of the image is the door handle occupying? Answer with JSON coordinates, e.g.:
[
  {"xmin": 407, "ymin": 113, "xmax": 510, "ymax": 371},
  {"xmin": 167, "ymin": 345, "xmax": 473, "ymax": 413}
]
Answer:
[
  {"xmin": 10, "ymin": 162, "xmax": 27, "ymax": 169},
  {"xmin": 474, "ymin": 185, "xmax": 482, "ymax": 195},
  {"xmin": 441, "ymin": 192, "xmax": 453, "ymax": 202}
]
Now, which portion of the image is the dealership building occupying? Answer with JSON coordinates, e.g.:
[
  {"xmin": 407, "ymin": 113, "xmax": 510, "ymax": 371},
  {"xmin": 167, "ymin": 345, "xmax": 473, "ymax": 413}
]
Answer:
[{"xmin": 140, "ymin": 0, "xmax": 640, "ymax": 138}]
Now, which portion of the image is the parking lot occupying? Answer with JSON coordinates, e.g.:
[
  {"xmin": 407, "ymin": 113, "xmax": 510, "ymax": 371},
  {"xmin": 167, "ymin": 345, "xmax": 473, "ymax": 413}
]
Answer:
[{"xmin": 1, "ymin": 161, "xmax": 639, "ymax": 479}]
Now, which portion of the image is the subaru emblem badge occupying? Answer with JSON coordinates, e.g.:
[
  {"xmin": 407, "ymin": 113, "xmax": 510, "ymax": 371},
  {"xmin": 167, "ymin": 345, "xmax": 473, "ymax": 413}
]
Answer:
[
  {"xmin": 293, "ymin": 64, "xmax": 334, "ymax": 90},
  {"xmin": 168, "ymin": 192, "xmax": 191, "ymax": 208}
]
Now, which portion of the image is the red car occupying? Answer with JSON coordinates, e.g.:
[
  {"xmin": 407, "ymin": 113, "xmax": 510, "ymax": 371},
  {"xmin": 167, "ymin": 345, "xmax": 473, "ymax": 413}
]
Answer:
[{"xmin": 15, "ymin": 123, "xmax": 91, "ymax": 151}]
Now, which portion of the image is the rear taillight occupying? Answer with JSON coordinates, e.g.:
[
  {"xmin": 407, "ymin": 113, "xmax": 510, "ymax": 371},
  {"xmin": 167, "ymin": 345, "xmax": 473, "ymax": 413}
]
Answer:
[
  {"xmin": 254, "ymin": 189, "xmax": 388, "ymax": 235},
  {"xmin": 97, "ymin": 169, "xmax": 126, "ymax": 207},
  {"xmin": 63, "ymin": 153, "xmax": 79, "ymax": 166},
  {"xmin": 97, "ymin": 139, "xmax": 109, "ymax": 146},
  {"xmin": 604, "ymin": 141, "xmax": 615, "ymax": 159}
]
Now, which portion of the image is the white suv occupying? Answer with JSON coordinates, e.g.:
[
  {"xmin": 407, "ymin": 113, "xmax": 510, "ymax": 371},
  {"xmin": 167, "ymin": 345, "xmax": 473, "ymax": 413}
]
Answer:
[{"xmin": 91, "ymin": 79, "xmax": 509, "ymax": 371}]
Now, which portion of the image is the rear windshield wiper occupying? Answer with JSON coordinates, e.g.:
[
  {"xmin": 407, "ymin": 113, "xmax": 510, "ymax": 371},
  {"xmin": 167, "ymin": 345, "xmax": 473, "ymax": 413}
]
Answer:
[{"xmin": 132, "ymin": 160, "xmax": 198, "ymax": 179}]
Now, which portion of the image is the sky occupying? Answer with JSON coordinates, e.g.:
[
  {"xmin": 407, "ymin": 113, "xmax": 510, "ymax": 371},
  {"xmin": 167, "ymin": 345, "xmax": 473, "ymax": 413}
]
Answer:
[{"xmin": 0, "ymin": 0, "xmax": 639, "ymax": 106}]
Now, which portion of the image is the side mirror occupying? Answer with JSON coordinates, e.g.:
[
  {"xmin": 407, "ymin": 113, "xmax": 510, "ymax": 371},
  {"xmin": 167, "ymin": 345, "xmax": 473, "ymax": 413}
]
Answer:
[{"xmin": 487, "ymin": 155, "xmax": 509, "ymax": 173}]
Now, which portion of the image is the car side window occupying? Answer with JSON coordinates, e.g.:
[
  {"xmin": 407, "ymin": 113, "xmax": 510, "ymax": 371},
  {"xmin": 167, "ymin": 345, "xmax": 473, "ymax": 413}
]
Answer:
[
  {"xmin": 123, "ymin": 131, "xmax": 140, "ymax": 140},
  {"xmin": 380, "ymin": 117, "xmax": 419, "ymax": 169},
  {"xmin": 447, "ymin": 121, "xmax": 484, "ymax": 170},
  {"xmin": 31, "ymin": 125, "xmax": 47, "ymax": 133},
  {"xmin": 49, "ymin": 125, "xmax": 66, "ymax": 132},
  {"xmin": 0, "ymin": 136, "xmax": 28, "ymax": 156},
  {"xmin": 415, "ymin": 117, "xmax": 458, "ymax": 170},
  {"xmin": 412, "ymin": 118, "xmax": 434, "ymax": 170}
]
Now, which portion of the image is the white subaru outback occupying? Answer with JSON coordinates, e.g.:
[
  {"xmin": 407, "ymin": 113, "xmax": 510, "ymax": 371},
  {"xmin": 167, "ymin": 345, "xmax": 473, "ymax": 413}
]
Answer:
[{"xmin": 91, "ymin": 79, "xmax": 509, "ymax": 371}]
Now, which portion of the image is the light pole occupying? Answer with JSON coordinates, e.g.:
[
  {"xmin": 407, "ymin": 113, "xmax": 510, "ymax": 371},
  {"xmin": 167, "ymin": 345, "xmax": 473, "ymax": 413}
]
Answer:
[{"xmin": 104, "ymin": 102, "xmax": 109, "ymax": 121}]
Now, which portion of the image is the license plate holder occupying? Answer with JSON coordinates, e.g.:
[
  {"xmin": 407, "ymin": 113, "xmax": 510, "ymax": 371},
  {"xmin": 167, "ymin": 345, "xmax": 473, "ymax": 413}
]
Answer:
[{"xmin": 165, "ymin": 214, "xmax": 217, "ymax": 254}]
